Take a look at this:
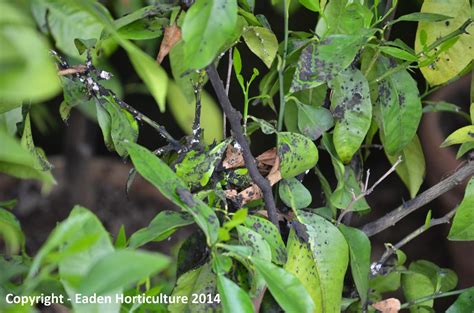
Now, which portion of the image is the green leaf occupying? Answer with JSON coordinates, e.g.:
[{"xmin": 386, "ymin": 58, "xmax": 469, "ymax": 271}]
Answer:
[
  {"xmin": 181, "ymin": 0, "xmax": 238, "ymax": 70},
  {"xmin": 36, "ymin": 0, "xmax": 105, "ymax": 57},
  {"xmin": 242, "ymin": 26, "xmax": 278, "ymax": 68},
  {"xmin": 385, "ymin": 135, "xmax": 425, "ymax": 198},
  {"xmin": 113, "ymin": 5, "xmax": 171, "ymax": 40},
  {"xmin": 448, "ymin": 177, "xmax": 474, "ymax": 240},
  {"xmin": 248, "ymin": 116, "xmax": 276, "ymax": 134},
  {"xmin": 408, "ymin": 260, "xmax": 457, "ymax": 293},
  {"xmin": 167, "ymin": 80, "xmax": 223, "ymax": 144},
  {"xmin": 456, "ymin": 142, "xmax": 474, "ymax": 159},
  {"xmin": 415, "ymin": 0, "xmax": 473, "ymax": 85},
  {"xmin": 123, "ymin": 42, "xmax": 168, "ymax": 112},
  {"xmin": 446, "ymin": 287, "xmax": 474, "ymax": 313},
  {"xmin": 315, "ymin": 0, "xmax": 373, "ymax": 36},
  {"xmin": 297, "ymin": 103, "xmax": 334, "ymax": 140},
  {"xmin": 0, "ymin": 5, "xmax": 60, "ymax": 103},
  {"xmin": 330, "ymin": 166, "xmax": 370, "ymax": 211},
  {"xmin": 126, "ymin": 142, "xmax": 220, "ymax": 245},
  {"xmin": 243, "ymin": 215, "xmax": 287, "ymax": 265},
  {"xmin": 128, "ymin": 211, "xmax": 194, "ymax": 248},
  {"xmin": 279, "ymin": 178, "xmax": 312, "ymax": 209},
  {"xmin": 169, "ymin": 263, "xmax": 218, "ymax": 313},
  {"xmin": 79, "ymin": 250, "xmax": 170, "ymax": 296},
  {"xmin": 251, "ymin": 257, "xmax": 315, "ymax": 313},
  {"xmin": 277, "ymin": 132, "xmax": 319, "ymax": 178},
  {"xmin": 370, "ymin": 271, "xmax": 401, "ymax": 293},
  {"xmin": 393, "ymin": 12, "xmax": 453, "ymax": 23},
  {"xmin": 423, "ymin": 101, "xmax": 471, "ymax": 121},
  {"xmin": 299, "ymin": 0, "xmax": 320, "ymax": 12},
  {"xmin": 441, "ymin": 126, "xmax": 474, "ymax": 147},
  {"xmin": 21, "ymin": 114, "xmax": 53, "ymax": 172},
  {"xmin": 338, "ymin": 225, "xmax": 371, "ymax": 305},
  {"xmin": 114, "ymin": 225, "xmax": 127, "ymax": 249},
  {"xmin": 374, "ymin": 56, "xmax": 422, "ymax": 155},
  {"xmin": 102, "ymin": 97, "xmax": 139, "ymax": 158},
  {"xmin": 379, "ymin": 46, "xmax": 418, "ymax": 62},
  {"xmin": 402, "ymin": 271, "xmax": 435, "ymax": 313},
  {"xmin": 285, "ymin": 229, "xmax": 323, "ymax": 312},
  {"xmin": 0, "ymin": 208, "xmax": 24, "ymax": 254},
  {"xmin": 217, "ymin": 275, "xmax": 254, "ymax": 313},
  {"xmin": 329, "ymin": 67, "xmax": 372, "ymax": 163},
  {"xmin": 291, "ymin": 33, "xmax": 370, "ymax": 92},
  {"xmin": 0, "ymin": 129, "xmax": 55, "ymax": 185},
  {"xmin": 237, "ymin": 226, "xmax": 272, "ymax": 261},
  {"xmin": 296, "ymin": 212, "xmax": 349, "ymax": 313}
]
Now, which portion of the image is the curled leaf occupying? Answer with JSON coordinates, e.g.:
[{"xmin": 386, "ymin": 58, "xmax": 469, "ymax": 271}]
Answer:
[
  {"xmin": 372, "ymin": 298, "xmax": 401, "ymax": 313},
  {"xmin": 156, "ymin": 23, "xmax": 182, "ymax": 64}
]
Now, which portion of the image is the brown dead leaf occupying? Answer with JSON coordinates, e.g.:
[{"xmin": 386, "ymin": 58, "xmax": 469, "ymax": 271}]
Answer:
[
  {"xmin": 58, "ymin": 65, "xmax": 87, "ymax": 76},
  {"xmin": 223, "ymin": 145, "xmax": 244, "ymax": 169},
  {"xmin": 256, "ymin": 148, "xmax": 277, "ymax": 167},
  {"xmin": 156, "ymin": 23, "xmax": 181, "ymax": 64},
  {"xmin": 372, "ymin": 298, "xmax": 401, "ymax": 313},
  {"xmin": 267, "ymin": 156, "xmax": 281, "ymax": 186}
]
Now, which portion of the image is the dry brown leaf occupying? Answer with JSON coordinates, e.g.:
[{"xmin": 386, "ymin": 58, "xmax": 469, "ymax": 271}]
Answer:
[
  {"xmin": 156, "ymin": 23, "xmax": 181, "ymax": 64},
  {"xmin": 372, "ymin": 298, "xmax": 401, "ymax": 313},
  {"xmin": 223, "ymin": 145, "xmax": 244, "ymax": 169},
  {"xmin": 267, "ymin": 156, "xmax": 281, "ymax": 186},
  {"xmin": 256, "ymin": 148, "xmax": 277, "ymax": 167}
]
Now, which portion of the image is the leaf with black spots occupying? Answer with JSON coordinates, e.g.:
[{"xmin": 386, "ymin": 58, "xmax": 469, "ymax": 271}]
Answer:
[
  {"xmin": 277, "ymin": 132, "xmax": 318, "ymax": 178},
  {"xmin": 329, "ymin": 67, "xmax": 372, "ymax": 163},
  {"xmin": 279, "ymin": 178, "xmax": 312, "ymax": 209}
]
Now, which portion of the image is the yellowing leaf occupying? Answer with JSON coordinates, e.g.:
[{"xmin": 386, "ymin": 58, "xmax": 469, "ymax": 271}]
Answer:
[
  {"xmin": 441, "ymin": 125, "xmax": 474, "ymax": 147},
  {"xmin": 415, "ymin": 0, "xmax": 474, "ymax": 85}
]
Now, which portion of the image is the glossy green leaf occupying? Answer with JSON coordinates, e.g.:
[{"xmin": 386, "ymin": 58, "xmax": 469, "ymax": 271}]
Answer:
[
  {"xmin": 338, "ymin": 225, "xmax": 371, "ymax": 305},
  {"xmin": 237, "ymin": 226, "xmax": 272, "ymax": 261},
  {"xmin": 182, "ymin": 0, "xmax": 237, "ymax": 70},
  {"xmin": 385, "ymin": 135, "xmax": 425, "ymax": 198},
  {"xmin": 242, "ymin": 26, "xmax": 278, "ymax": 68},
  {"xmin": 252, "ymin": 257, "xmax": 315, "ymax": 313},
  {"xmin": 402, "ymin": 271, "xmax": 435, "ymax": 313},
  {"xmin": 279, "ymin": 178, "xmax": 312, "ymax": 209},
  {"xmin": 393, "ymin": 12, "xmax": 453, "ymax": 23},
  {"xmin": 296, "ymin": 211, "xmax": 349, "ymax": 313},
  {"xmin": 448, "ymin": 177, "xmax": 474, "ymax": 240},
  {"xmin": 126, "ymin": 142, "xmax": 220, "ymax": 245},
  {"xmin": 277, "ymin": 132, "xmax": 318, "ymax": 178},
  {"xmin": 441, "ymin": 126, "xmax": 474, "ymax": 147},
  {"xmin": 128, "ymin": 211, "xmax": 194, "ymax": 248},
  {"xmin": 243, "ymin": 215, "xmax": 287, "ymax": 265},
  {"xmin": 169, "ymin": 263, "xmax": 218, "ymax": 313},
  {"xmin": 297, "ymin": 103, "xmax": 334, "ymax": 140},
  {"xmin": 167, "ymin": 80, "xmax": 223, "ymax": 144},
  {"xmin": 329, "ymin": 67, "xmax": 372, "ymax": 163},
  {"xmin": 0, "ymin": 3, "xmax": 60, "ymax": 103},
  {"xmin": 217, "ymin": 275, "xmax": 253, "ymax": 313},
  {"xmin": 415, "ymin": 0, "xmax": 473, "ymax": 85},
  {"xmin": 446, "ymin": 287, "xmax": 474, "ymax": 313},
  {"xmin": 379, "ymin": 46, "xmax": 418, "ymax": 61},
  {"xmin": 0, "ymin": 208, "xmax": 24, "ymax": 254},
  {"xmin": 291, "ymin": 33, "xmax": 370, "ymax": 92},
  {"xmin": 79, "ymin": 250, "xmax": 170, "ymax": 296},
  {"xmin": 374, "ymin": 56, "xmax": 422, "ymax": 155},
  {"xmin": 299, "ymin": 0, "xmax": 320, "ymax": 12}
]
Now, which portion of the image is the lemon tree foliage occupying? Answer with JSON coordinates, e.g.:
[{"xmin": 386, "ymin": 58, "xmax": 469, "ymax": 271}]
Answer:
[{"xmin": 1, "ymin": 0, "xmax": 474, "ymax": 312}]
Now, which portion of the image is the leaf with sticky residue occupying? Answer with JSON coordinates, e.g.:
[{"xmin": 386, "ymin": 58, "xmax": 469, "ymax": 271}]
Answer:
[
  {"xmin": 295, "ymin": 211, "xmax": 349, "ymax": 313},
  {"xmin": 329, "ymin": 67, "xmax": 372, "ymax": 163},
  {"xmin": 441, "ymin": 126, "xmax": 474, "ymax": 147},
  {"xmin": 279, "ymin": 178, "xmax": 312, "ymax": 209},
  {"xmin": 126, "ymin": 142, "xmax": 220, "ymax": 245},
  {"xmin": 385, "ymin": 135, "xmax": 425, "ymax": 198},
  {"xmin": 277, "ymin": 132, "xmax": 318, "ymax": 178},
  {"xmin": 291, "ymin": 33, "xmax": 370, "ymax": 93},
  {"xmin": 297, "ymin": 103, "xmax": 334, "ymax": 140},
  {"xmin": 415, "ymin": 0, "xmax": 473, "ymax": 86},
  {"xmin": 285, "ymin": 229, "xmax": 321, "ymax": 312},
  {"xmin": 242, "ymin": 26, "xmax": 278, "ymax": 68},
  {"xmin": 374, "ymin": 56, "xmax": 422, "ymax": 155},
  {"xmin": 243, "ymin": 215, "xmax": 287, "ymax": 265},
  {"xmin": 338, "ymin": 225, "xmax": 371, "ymax": 306}
]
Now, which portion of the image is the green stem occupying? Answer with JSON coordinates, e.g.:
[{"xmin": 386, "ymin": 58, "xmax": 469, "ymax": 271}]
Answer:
[
  {"xmin": 243, "ymin": 92, "xmax": 249, "ymax": 134},
  {"xmin": 277, "ymin": 0, "xmax": 289, "ymax": 131},
  {"xmin": 399, "ymin": 287, "xmax": 473, "ymax": 309}
]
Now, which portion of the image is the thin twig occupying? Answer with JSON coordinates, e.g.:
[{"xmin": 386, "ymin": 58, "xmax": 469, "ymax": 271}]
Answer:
[
  {"xmin": 382, "ymin": 0, "xmax": 397, "ymax": 40},
  {"xmin": 206, "ymin": 64, "xmax": 280, "ymax": 230},
  {"xmin": 362, "ymin": 161, "xmax": 474, "ymax": 237},
  {"xmin": 376, "ymin": 206, "xmax": 458, "ymax": 271},
  {"xmin": 399, "ymin": 287, "xmax": 473, "ymax": 309},
  {"xmin": 224, "ymin": 49, "xmax": 233, "ymax": 138},
  {"xmin": 337, "ymin": 157, "xmax": 402, "ymax": 225}
]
